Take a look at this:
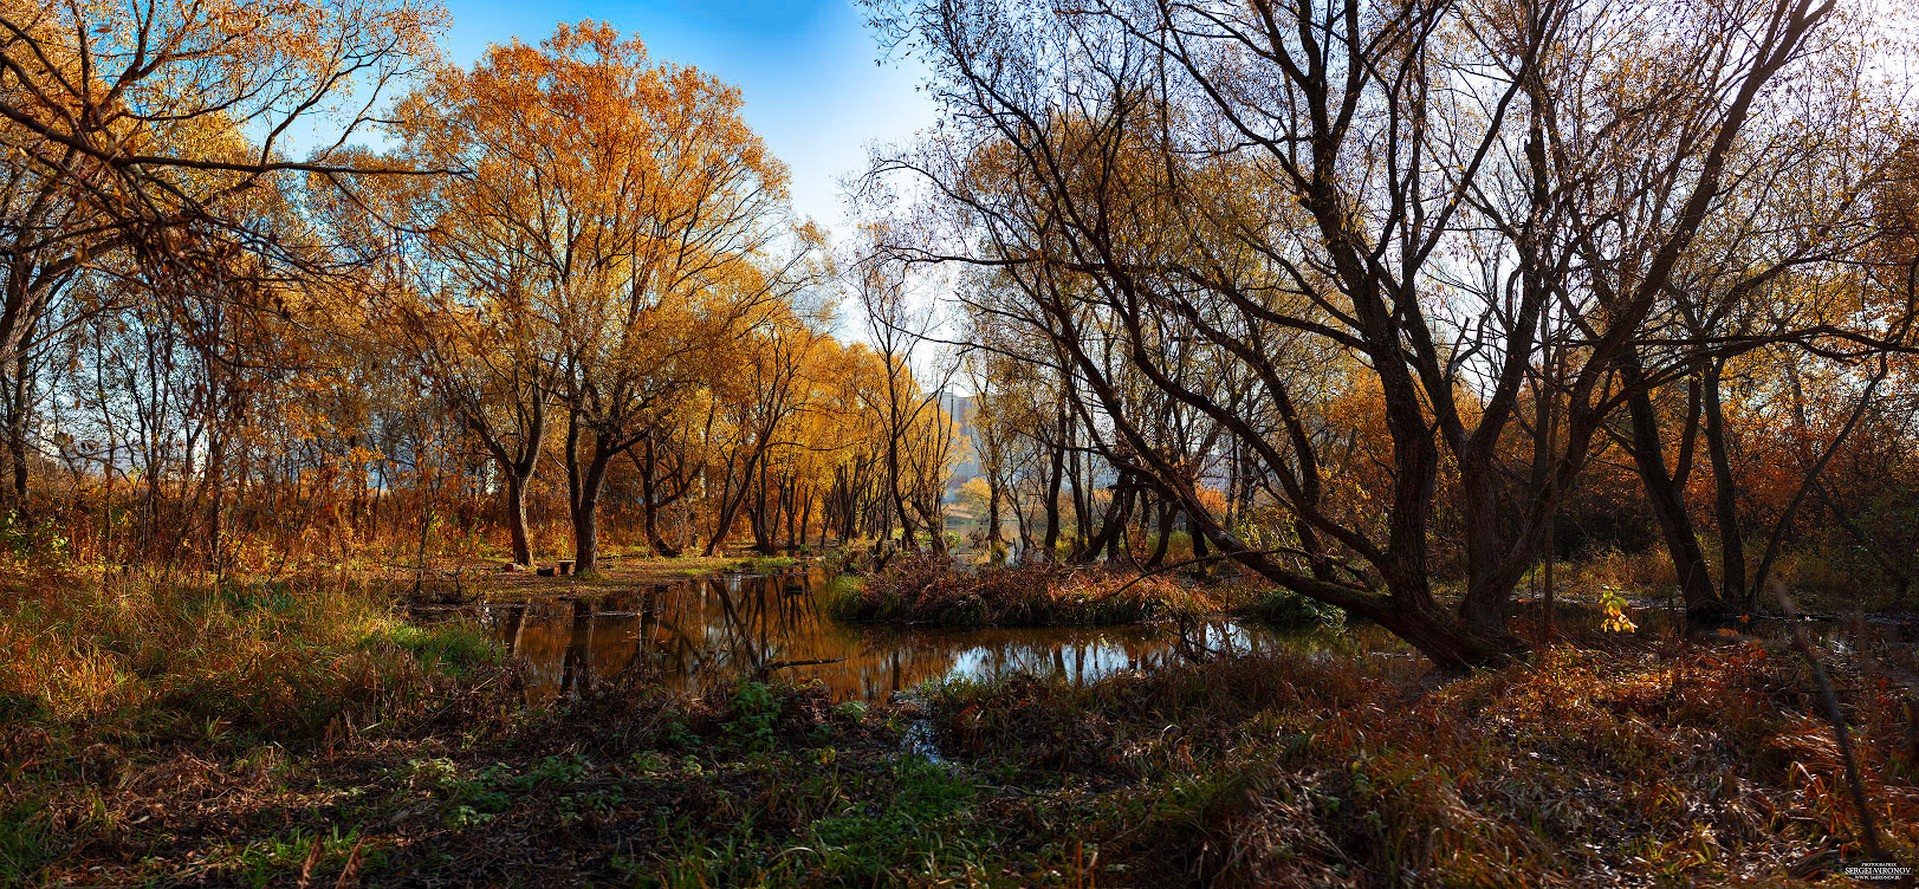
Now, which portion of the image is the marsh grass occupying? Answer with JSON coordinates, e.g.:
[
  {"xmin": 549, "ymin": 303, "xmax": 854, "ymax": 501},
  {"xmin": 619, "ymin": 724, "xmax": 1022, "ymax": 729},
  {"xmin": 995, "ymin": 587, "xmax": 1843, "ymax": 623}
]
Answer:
[
  {"xmin": 0, "ymin": 568, "xmax": 523, "ymax": 885},
  {"xmin": 827, "ymin": 554, "xmax": 1231, "ymax": 627},
  {"xmin": 7, "ymin": 564, "xmax": 1915, "ymax": 886},
  {"xmin": 0, "ymin": 569, "xmax": 501, "ymax": 752},
  {"xmin": 1242, "ymin": 587, "xmax": 1348, "ymax": 629}
]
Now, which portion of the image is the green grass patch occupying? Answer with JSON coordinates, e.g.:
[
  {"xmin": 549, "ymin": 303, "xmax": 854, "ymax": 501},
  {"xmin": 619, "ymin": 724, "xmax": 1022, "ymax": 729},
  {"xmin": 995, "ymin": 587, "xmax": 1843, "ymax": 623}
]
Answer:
[
  {"xmin": 1242, "ymin": 587, "xmax": 1346, "ymax": 629},
  {"xmin": 0, "ymin": 799, "xmax": 51, "ymax": 885},
  {"xmin": 374, "ymin": 621, "xmax": 504, "ymax": 679}
]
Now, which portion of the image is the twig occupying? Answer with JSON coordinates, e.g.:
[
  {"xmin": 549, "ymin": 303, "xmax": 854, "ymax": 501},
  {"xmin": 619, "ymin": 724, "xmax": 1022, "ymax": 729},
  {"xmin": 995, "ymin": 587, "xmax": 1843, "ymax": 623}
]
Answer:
[
  {"xmin": 333, "ymin": 836, "xmax": 366, "ymax": 889},
  {"xmin": 1773, "ymin": 588, "xmax": 1887, "ymax": 860},
  {"xmin": 755, "ymin": 656, "xmax": 849, "ymax": 679},
  {"xmin": 1095, "ymin": 545, "xmax": 1366, "ymax": 601}
]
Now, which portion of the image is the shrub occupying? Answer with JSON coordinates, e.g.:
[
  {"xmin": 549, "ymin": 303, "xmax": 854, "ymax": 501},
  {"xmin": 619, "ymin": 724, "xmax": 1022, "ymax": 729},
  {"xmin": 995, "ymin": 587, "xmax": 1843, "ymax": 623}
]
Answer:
[
  {"xmin": 0, "ymin": 512, "xmax": 69, "ymax": 567},
  {"xmin": 826, "ymin": 554, "xmax": 1222, "ymax": 627}
]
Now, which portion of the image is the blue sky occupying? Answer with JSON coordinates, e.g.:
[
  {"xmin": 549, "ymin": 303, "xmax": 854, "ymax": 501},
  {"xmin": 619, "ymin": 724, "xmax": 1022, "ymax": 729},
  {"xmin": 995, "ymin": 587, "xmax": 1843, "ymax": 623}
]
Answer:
[{"xmin": 438, "ymin": 0, "xmax": 937, "ymax": 240}]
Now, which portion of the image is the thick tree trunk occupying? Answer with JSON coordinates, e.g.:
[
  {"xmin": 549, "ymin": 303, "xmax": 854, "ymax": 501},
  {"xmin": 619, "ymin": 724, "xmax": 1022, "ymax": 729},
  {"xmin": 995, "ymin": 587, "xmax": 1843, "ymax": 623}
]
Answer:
[
  {"xmin": 5, "ymin": 341, "xmax": 30, "ymax": 519},
  {"xmin": 1192, "ymin": 510, "xmax": 1526, "ymax": 670},
  {"xmin": 1371, "ymin": 598, "xmax": 1531, "ymax": 673},
  {"xmin": 1103, "ymin": 487, "xmax": 1132, "ymax": 564},
  {"xmin": 1454, "ymin": 464, "xmax": 1542, "ymax": 633},
  {"xmin": 1188, "ymin": 509, "xmax": 1209, "ymax": 565},
  {"xmin": 985, "ymin": 479, "xmax": 1004, "ymax": 545},
  {"xmin": 568, "ymin": 435, "xmax": 613, "ymax": 572},
  {"xmin": 571, "ymin": 496, "xmax": 600, "ymax": 572}
]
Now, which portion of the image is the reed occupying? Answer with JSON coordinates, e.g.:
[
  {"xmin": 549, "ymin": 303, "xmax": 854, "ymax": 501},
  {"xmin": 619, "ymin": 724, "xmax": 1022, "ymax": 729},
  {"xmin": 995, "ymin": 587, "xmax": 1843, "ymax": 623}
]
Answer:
[{"xmin": 826, "ymin": 554, "xmax": 1229, "ymax": 627}]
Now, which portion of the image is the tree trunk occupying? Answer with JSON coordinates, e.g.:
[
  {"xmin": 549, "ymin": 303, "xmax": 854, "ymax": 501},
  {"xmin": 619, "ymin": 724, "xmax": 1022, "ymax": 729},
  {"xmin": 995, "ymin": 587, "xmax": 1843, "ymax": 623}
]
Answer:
[
  {"xmin": 985, "ymin": 477, "xmax": 1005, "ymax": 562},
  {"xmin": 1066, "ymin": 448, "xmax": 1088, "ymax": 560},
  {"xmin": 568, "ymin": 433, "xmax": 613, "ymax": 573},
  {"xmin": 783, "ymin": 476, "xmax": 799, "ymax": 553},
  {"xmin": 1625, "ymin": 371, "xmax": 1727, "ymax": 626},
  {"xmin": 704, "ymin": 451, "xmax": 766, "ymax": 556},
  {"xmin": 504, "ymin": 472, "xmax": 534, "ymax": 566},
  {"xmin": 1145, "ymin": 498, "xmax": 1174, "ymax": 569},
  {"xmin": 571, "ymin": 489, "xmax": 601, "ymax": 572},
  {"xmin": 1191, "ymin": 509, "xmax": 1526, "ymax": 670},
  {"xmin": 1080, "ymin": 477, "xmax": 1130, "ymax": 565},
  {"xmin": 1701, "ymin": 361, "xmax": 1748, "ymax": 604},
  {"xmin": 5, "ymin": 338, "xmax": 30, "ymax": 519},
  {"xmin": 1371, "ymin": 598, "xmax": 1531, "ymax": 673},
  {"xmin": 639, "ymin": 436, "xmax": 679, "ymax": 557},
  {"xmin": 1041, "ymin": 421, "xmax": 1064, "ymax": 562},
  {"xmin": 1011, "ymin": 489, "xmax": 1031, "ymax": 560}
]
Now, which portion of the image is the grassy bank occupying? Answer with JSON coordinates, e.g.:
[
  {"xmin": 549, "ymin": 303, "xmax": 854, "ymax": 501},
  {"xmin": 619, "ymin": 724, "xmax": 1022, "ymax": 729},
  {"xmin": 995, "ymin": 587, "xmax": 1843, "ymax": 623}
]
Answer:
[
  {"xmin": 0, "ymin": 569, "xmax": 504, "ymax": 883},
  {"xmin": 0, "ymin": 571, "xmax": 500, "ymax": 752},
  {"xmin": 4, "ymin": 568, "xmax": 1915, "ymax": 886},
  {"xmin": 924, "ymin": 643, "xmax": 1919, "ymax": 886},
  {"xmin": 825, "ymin": 554, "xmax": 1243, "ymax": 627}
]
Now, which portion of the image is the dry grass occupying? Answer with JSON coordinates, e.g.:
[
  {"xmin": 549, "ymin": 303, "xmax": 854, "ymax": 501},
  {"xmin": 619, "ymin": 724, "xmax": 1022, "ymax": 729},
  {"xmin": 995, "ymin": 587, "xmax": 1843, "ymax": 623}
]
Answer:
[
  {"xmin": 0, "ymin": 570, "xmax": 498, "ymax": 750},
  {"xmin": 0, "ymin": 568, "xmax": 512, "ymax": 883},
  {"xmin": 928, "ymin": 640, "xmax": 1919, "ymax": 886},
  {"xmin": 6, "ymin": 560, "xmax": 1916, "ymax": 886},
  {"xmin": 827, "ymin": 554, "xmax": 1233, "ymax": 627}
]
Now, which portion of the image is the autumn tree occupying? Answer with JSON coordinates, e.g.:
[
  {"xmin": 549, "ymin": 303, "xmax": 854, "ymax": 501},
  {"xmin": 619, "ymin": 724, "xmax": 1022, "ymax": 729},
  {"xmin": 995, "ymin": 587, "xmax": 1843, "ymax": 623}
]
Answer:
[
  {"xmin": 866, "ymin": 0, "xmax": 1873, "ymax": 667},
  {"xmin": 856, "ymin": 253, "xmax": 963, "ymax": 557},
  {"xmin": 0, "ymin": 0, "xmax": 444, "ymax": 364},
  {"xmin": 386, "ymin": 22, "xmax": 822, "ymax": 571}
]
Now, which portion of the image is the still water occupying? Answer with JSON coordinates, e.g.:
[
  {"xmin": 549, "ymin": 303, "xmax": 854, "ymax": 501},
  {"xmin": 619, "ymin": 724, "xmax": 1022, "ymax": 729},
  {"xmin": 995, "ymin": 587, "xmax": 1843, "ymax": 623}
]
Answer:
[{"xmin": 477, "ymin": 566, "xmax": 1341, "ymax": 704}]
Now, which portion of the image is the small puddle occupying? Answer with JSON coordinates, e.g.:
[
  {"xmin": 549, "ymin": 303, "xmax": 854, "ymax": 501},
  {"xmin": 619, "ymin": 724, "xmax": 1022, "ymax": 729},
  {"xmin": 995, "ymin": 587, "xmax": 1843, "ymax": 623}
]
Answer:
[{"xmin": 475, "ymin": 566, "xmax": 1376, "ymax": 705}]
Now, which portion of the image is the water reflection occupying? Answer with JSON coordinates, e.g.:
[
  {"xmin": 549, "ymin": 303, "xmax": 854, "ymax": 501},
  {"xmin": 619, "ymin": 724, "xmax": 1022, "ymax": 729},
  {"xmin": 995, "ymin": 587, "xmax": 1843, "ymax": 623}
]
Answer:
[{"xmin": 483, "ymin": 567, "xmax": 1321, "ymax": 704}]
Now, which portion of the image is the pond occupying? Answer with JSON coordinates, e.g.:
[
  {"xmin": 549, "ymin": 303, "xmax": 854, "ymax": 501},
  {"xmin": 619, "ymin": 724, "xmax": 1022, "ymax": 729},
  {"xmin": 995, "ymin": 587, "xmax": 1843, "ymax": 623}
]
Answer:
[{"xmin": 474, "ymin": 566, "xmax": 1396, "ymax": 704}]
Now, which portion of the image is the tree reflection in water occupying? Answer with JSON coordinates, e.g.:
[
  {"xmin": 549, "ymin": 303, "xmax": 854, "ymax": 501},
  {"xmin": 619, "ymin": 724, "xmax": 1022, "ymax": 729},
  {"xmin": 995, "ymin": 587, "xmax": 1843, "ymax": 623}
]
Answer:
[{"xmin": 488, "ymin": 568, "xmax": 1373, "ymax": 705}]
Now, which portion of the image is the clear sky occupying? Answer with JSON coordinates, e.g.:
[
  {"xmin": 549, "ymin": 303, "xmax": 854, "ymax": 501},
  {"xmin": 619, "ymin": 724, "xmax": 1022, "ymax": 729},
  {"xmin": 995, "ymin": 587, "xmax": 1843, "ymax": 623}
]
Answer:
[{"xmin": 437, "ymin": 0, "xmax": 938, "ymax": 242}]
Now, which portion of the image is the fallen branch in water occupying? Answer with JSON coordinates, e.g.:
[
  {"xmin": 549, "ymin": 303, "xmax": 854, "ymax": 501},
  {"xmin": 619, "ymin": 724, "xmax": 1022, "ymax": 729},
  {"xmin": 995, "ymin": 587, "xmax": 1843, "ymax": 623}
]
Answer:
[{"xmin": 755, "ymin": 657, "xmax": 849, "ymax": 679}]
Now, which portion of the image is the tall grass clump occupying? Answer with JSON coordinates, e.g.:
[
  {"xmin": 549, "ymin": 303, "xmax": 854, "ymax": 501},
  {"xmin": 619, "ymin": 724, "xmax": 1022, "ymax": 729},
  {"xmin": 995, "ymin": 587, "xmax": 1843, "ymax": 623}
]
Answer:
[
  {"xmin": 826, "ymin": 554, "xmax": 1224, "ymax": 627},
  {"xmin": 0, "ymin": 569, "xmax": 503, "ymax": 753},
  {"xmin": 1243, "ymin": 587, "xmax": 1346, "ymax": 629}
]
